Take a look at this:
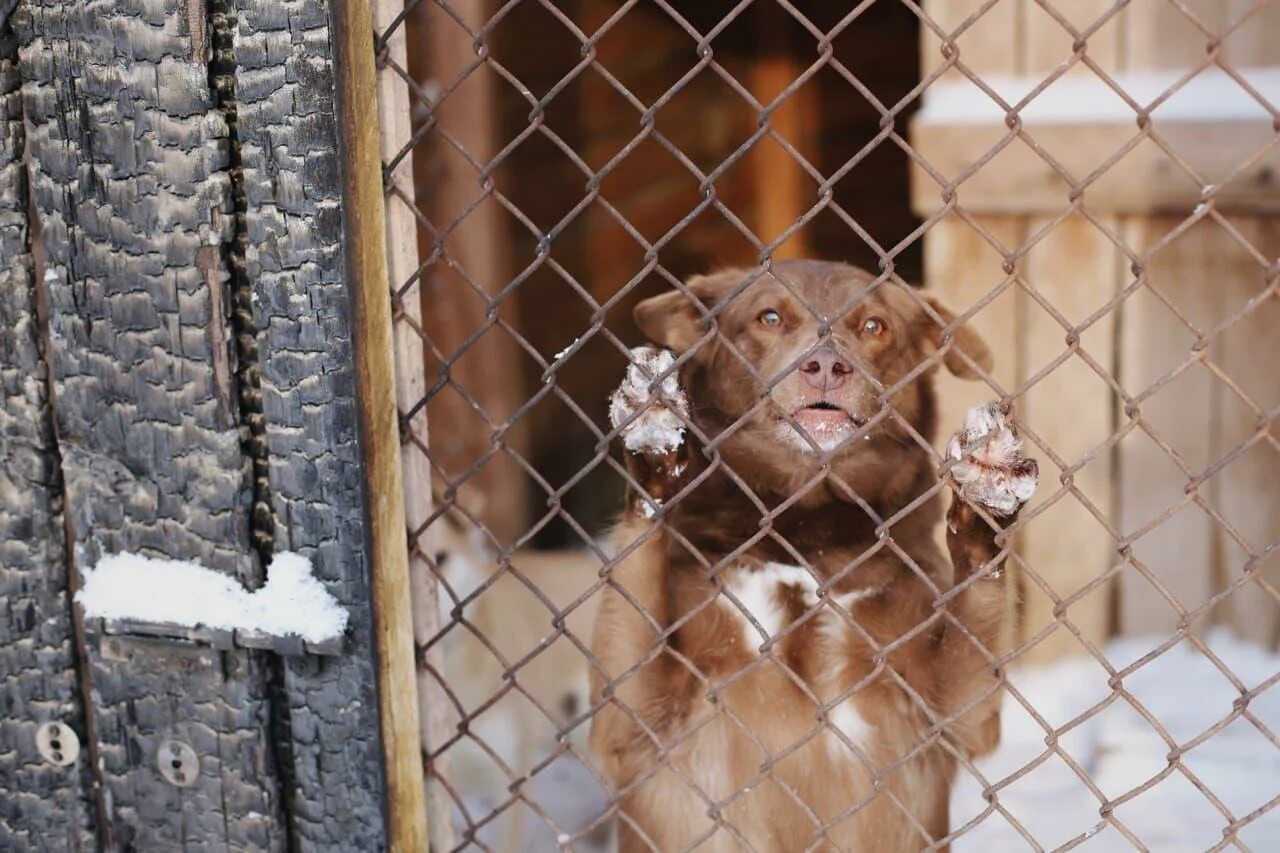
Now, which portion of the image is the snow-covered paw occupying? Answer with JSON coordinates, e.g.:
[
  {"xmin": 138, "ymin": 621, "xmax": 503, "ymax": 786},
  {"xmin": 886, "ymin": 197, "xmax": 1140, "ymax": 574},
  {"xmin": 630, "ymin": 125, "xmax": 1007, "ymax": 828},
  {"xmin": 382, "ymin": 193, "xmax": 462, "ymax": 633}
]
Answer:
[
  {"xmin": 946, "ymin": 402, "xmax": 1038, "ymax": 517},
  {"xmin": 609, "ymin": 346, "xmax": 690, "ymax": 455}
]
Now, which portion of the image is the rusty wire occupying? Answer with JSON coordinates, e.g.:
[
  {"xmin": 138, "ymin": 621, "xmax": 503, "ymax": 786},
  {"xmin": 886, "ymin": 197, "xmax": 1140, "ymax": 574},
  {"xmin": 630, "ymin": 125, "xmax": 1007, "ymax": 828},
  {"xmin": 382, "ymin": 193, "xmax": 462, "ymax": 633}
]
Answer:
[{"xmin": 376, "ymin": 0, "xmax": 1280, "ymax": 849}]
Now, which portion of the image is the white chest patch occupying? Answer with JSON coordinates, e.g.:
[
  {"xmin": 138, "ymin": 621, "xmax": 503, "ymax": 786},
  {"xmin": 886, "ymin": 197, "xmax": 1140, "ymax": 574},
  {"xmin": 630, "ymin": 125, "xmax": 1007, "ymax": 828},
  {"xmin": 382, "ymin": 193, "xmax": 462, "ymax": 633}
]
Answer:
[
  {"xmin": 825, "ymin": 698, "xmax": 875, "ymax": 757},
  {"xmin": 721, "ymin": 563, "xmax": 819, "ymax": 648}
]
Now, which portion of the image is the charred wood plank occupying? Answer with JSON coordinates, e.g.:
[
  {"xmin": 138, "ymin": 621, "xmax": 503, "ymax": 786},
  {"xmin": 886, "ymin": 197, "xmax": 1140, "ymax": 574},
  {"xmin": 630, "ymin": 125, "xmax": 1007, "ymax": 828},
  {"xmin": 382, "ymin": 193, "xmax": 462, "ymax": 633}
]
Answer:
[
  {"xmin": 17, "ymin": 0, "xmax": 284, "ymax": 847},
  {"xmin": 0, "ymin": 12, "xmax": 97, "ymax": 848},
  {"xmin": 233, "ymin": 0, "xmax": 389, "ymax": 845}
]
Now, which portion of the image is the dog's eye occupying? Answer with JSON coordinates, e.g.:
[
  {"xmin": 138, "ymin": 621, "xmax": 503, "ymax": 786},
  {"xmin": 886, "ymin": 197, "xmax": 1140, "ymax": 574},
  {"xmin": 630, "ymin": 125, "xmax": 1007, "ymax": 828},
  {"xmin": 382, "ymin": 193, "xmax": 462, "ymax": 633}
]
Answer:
[
  {"xmin": 861, "ymin": 317, "xmax": 886, "ymax": 337},
  {"xmin": 758, "ymin": 309, "xmax": 782, "ymax": 327}
]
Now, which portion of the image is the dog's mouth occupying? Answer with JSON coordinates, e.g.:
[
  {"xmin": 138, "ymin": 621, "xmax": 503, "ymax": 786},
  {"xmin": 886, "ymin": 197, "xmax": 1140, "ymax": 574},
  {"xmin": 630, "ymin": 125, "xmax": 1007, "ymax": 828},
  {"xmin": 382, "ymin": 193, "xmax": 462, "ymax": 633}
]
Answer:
[{"xmin": 790, "ymin": 401, "xmax": 868, "ymax": 436}]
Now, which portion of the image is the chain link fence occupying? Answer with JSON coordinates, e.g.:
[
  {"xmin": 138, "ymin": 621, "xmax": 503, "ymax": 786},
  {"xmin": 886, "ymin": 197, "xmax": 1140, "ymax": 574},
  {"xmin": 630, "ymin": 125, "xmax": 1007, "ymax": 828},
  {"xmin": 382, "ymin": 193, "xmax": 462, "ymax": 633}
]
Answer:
[{"xmin": 374, "ymin": 1, "xmax": 1280, "ymax": 849}]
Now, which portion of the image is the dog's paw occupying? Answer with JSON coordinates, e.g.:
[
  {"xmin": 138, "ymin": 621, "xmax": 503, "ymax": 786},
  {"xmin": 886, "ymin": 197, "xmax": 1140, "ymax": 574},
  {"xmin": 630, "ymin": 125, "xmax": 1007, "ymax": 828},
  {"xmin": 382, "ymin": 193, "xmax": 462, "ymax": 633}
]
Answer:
[
  {"xmin": 946, "ymin": 402, "xmax": 1038, "ymax": 517},
  {"xmin": 609, "ymin": 346, "xmax": 690, "ymax": 455}
]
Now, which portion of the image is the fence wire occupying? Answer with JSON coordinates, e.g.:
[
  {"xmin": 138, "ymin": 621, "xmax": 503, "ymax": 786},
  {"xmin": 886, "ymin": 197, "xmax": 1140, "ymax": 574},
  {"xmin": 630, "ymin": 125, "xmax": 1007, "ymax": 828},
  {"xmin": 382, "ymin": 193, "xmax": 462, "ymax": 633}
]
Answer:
[{"xmin": 375, "ymin": 1, "xmax": 1280, "ymax": 850}]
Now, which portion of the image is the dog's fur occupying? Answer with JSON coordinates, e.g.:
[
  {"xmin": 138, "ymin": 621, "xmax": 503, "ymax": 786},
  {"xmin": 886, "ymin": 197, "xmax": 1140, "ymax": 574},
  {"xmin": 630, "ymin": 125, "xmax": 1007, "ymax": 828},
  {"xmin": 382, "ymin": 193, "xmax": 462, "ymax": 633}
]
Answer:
[{"xmin": 589, "ymin": 261, "xmax": 1037, "ymax": 851}]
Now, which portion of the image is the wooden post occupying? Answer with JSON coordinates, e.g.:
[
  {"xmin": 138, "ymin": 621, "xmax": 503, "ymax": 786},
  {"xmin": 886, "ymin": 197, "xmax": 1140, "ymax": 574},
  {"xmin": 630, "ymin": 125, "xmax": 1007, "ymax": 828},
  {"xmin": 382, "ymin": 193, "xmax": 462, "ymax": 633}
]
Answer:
[
  {"xmin": 334, "ymin": 0, "xmax": 430, "ymax": 849},
  {"xmin": 414, "ymin": 0, "xmax": 529, "ymax": 547},
  {"xmin": 750, "ymin": 5, "xmax": 817, "ymax": 260},
  {"xmin": 375, "ymin": 0, "xmax": 454, "ymax": 847},
  {"xmin": 11, "ymin": 0, "xmax": 424, "ymax": 846},
  {"xmin": 20, "ymin": 2, "xmax": 286, "ymax": 845}
]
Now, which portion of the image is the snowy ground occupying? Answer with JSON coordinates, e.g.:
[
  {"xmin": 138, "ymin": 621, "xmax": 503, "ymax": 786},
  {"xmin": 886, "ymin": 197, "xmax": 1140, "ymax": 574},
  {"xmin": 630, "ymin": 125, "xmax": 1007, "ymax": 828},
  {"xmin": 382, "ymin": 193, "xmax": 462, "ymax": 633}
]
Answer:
[
  {"xmin": 952, "ymin": 631, "xmax": 1280, "ymax": 852},
  {"xmin": 490, "ymin": 632, "xmax": 1278, "ymax": 851}
]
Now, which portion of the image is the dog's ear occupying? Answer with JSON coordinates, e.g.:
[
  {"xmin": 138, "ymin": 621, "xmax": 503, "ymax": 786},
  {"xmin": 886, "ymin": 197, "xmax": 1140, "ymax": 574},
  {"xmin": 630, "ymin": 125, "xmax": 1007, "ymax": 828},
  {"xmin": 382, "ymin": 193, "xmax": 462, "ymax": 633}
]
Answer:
[
  {"xmin": 633, "ymin": 270, "xmax": 741, "ymax": 354},
  {"xmin": 918, "ymin": 293, "xmax": 993, "ymax": 380}
]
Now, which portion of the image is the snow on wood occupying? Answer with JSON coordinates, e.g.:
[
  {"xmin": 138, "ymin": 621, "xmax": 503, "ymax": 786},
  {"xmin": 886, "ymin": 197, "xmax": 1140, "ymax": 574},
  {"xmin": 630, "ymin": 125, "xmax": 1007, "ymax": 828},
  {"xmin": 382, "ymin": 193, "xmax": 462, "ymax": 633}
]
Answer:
[
  {"xmin": 953, "ymin": 631, "xmax": 1280, "ymax": 851},
  {"xmin": 77, "ymin": 552, "xmax": 349, "ymax": 644},
  {"xmin": 917, "ymin": 66, "xmax": 1280, "ymax": 127}
]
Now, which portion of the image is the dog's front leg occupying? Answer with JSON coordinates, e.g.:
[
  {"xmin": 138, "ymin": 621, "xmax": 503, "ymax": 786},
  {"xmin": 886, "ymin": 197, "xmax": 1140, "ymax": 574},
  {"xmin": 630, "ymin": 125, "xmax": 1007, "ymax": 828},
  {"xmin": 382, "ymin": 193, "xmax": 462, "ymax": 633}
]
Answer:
[
  {"xmin": 937, "ymin": 402, "xmax": 1038, "ymax": 756},
  {"xmin": 590, "ymin": 347, "xmax": 694, "ymax": 780}
]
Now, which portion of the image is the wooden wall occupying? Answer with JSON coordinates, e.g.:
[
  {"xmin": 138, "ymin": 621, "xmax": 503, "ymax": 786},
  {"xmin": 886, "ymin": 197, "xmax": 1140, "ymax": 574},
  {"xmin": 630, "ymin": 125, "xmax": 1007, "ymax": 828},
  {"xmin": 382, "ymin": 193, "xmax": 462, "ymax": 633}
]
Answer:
[
  {"xmin": 2, "ymin": 0, "xmax": 397, "ymax": 846},
  {"xmin": 915, "ymin": 0, "xmax": 1280, "ymax": 661}
]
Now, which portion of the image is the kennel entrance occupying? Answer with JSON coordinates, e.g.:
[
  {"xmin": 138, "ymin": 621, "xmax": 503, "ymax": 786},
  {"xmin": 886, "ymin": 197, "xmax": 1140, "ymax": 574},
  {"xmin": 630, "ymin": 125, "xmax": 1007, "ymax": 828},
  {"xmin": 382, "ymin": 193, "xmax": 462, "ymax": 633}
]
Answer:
[{"xmin": 375, "ymin": 0, "xmax": 1280, "ymax": 850}]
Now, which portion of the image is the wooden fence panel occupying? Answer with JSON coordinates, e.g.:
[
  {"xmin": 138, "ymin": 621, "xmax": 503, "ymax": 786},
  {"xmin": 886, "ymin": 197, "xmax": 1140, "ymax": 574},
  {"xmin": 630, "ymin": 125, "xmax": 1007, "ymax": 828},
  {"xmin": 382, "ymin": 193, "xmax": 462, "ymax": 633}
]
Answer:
[
  {"xmin": 12, "ymin": 0, "xmax": 406, "ymax": 846},
  {"xmin": 0, "ymin": 15, "xmax": 97, "ymax": 848},
  {"xmin": 235, "ymin": 0, "xmax": 390, "ymax": 843},
  {"xmin": 17, "ymin": 0, "xmax": 287, "ymax": 847}
]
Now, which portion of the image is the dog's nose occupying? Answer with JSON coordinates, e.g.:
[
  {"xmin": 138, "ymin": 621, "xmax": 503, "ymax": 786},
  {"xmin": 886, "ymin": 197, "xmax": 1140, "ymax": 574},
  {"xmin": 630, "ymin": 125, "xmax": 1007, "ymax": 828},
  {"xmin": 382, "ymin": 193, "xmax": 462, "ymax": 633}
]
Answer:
[{"xmin": 800, "ymin": 347, "xmax": 852, "ymax": 391}]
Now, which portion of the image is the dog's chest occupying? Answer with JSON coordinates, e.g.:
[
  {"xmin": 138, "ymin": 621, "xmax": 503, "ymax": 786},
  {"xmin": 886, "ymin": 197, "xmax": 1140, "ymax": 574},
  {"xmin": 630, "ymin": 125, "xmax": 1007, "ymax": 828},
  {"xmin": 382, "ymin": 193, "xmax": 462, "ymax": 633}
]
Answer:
[
  {"xmin": 717, "ymin": 562, "xmax": 878, "ymax": 645},
  {"xmin": 715, "ymin": 563, "xmax": 881, "ymax": 753}
]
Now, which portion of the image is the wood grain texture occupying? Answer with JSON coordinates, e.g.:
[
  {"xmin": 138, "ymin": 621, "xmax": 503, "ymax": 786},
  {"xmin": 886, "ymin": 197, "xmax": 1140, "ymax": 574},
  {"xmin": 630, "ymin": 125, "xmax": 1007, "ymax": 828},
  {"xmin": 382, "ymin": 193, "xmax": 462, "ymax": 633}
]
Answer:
[
  {"xmin": 233, "ymin": 0, "xmax": 394, "ymax": 845},
  {"xmin": 333, "ymin": 0, "xmax": 430, "ymax": 848},
  {"xmin": 919, "ymin": 0, "xmax": 1021, "ymax": 79},
  {"xmin": 924, "ymin": 214, "xmax": 1024, "ymax": 656},
  {"xmin": 1116, "ymin": 217, "xmax": 1221, "ymax": 638},
  {"xmin": 1204, "ymin": 218, "xmax": 1280, "ymax": 647},
  {"xmin": 1018, "ymin": 214, "xmax": 1119, "ymax": 662},
  {"xmin": 17, "ymin": 0, "xmax": 283, "ymax": 847},
  {"xmin": 417, "ymin": 0, "xmax": 529, "ymax": 547},
  {"xmin": 374, "ymin": 0, "xmax": 454, "ymax": 846},
  {"xmin": 0, "ymin": 15, "xmax": 97, "ymax": 848}
]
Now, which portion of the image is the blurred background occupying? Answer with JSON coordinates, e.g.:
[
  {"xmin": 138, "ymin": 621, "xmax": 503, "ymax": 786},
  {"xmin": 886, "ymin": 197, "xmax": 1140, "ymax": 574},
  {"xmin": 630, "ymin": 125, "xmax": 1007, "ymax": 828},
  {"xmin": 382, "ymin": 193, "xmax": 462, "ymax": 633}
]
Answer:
[
  {"xmin": 399, "ymin": 0, "xmax": 1280, "ymax": 654},
  {"xmin": 383, "ymin": 1, "xmax": 1280, "ymax": 848}
]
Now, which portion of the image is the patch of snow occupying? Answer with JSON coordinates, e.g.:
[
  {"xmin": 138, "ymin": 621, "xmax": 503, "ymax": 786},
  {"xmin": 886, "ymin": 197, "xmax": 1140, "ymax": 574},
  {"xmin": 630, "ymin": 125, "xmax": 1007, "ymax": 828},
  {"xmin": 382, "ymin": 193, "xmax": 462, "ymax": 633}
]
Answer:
[
  {"xmin": 609, "ymin": 347, "xmax": 689, "ymax": 454},
  {"xmin": 917, "ymin": 66, "xmax": 1280, "ymax": 127},
  {"xmin": 77, "ymin": 551, "xmax": 348, "ymax": 644},
  {"xmin": 553, "ymin": 338, "xmax": 580, "ymax": 362},
  {"xmin": 953, "ymin": 631, "xmax": 1280, "ymax": 851}
]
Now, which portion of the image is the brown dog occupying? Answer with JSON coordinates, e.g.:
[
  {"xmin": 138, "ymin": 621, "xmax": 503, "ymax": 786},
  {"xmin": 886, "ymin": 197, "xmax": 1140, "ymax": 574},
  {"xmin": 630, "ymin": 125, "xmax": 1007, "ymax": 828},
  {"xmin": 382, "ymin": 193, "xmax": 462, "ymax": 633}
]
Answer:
[{"xmin": 589, "ymin": 261, "xmax": 1038, "ymax": 851}]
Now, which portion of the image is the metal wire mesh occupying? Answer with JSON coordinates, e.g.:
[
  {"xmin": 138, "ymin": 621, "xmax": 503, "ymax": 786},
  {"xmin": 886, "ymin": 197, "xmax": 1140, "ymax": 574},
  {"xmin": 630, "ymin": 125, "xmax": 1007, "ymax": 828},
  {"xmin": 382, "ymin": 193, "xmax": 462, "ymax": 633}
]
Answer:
[{"xmin": 375, "ymin": 1, "xmax": 1280, "ymax": 849}]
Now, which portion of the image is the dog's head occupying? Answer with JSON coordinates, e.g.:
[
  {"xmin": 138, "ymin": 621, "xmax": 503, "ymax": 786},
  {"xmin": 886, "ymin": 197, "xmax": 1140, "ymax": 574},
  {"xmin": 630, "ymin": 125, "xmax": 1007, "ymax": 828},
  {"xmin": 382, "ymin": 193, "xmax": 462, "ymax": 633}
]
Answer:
[{"xmin": 633, "ymin": 260, "xmax": 991, "ymax": 493}]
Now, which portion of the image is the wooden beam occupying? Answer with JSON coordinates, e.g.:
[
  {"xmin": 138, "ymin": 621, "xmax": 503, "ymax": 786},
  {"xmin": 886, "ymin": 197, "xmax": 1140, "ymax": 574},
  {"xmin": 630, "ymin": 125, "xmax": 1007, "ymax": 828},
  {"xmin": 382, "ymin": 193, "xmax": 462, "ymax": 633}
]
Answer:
[
  {"xmin": 1206, "ymin": 218, "xmax": 1280, "ymax": 647},
  {"xmin": 419, "ymin": 0, "xmax": 529, "ymax": 546},
  {"xmin": 374, "ymin": 0, "xmax": 454, "ymax": 847},
  {"xmin": 333, "ymin": 1, "xmax": 430, "ymax": 849},
  {"xmin": 1116, "ymin": 217, "xmax": 1220, "ymax": 637},
  {"xmin": 21, "ymin": 3, "xmax": 286, "ymax": 845},
  {"xmin": 1018, "ymin": 214, "xmax": 1119, "ymax": 662},
  {"xmin": 749, "ymin": 50, "xmax": 816, "ymax": 259},
  {"xmin": 912, "ymin": 114, "xmax": 1280, "ymax": 216}
]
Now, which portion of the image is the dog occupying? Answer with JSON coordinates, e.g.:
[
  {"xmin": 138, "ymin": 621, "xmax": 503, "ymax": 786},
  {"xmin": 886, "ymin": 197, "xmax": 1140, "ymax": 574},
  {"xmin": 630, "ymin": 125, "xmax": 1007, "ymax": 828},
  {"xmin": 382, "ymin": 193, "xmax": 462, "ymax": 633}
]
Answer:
[
  {"xmin": 416, "ymin": 511, "xmax": 604, "ymax": 850},
  {"xmin": 589, "ymin": 260, "xmax": 1038, "ymax": 851}
]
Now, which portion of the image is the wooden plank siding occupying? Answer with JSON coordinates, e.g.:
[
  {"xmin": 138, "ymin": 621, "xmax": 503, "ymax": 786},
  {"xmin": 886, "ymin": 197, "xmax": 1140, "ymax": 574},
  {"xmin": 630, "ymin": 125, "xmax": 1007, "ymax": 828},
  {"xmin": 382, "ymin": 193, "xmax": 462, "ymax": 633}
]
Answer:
[
  {"xmin": 0, "ymin": 15, "xmax": 98, "ymax": 847},
  {"xmin": 8, "ymin": 0, "xmax": 398, "ymax": 846},
  {"xmin": 18, "ymin": 1, "xmax": 286, "ymax": 845},
  {"xmin": 243, "ymin": 0, "xmax": 394, "ymax": 844},
  {"xmin": 916, "ymin": 0, "xmax": 1280, "ymax": 657}
]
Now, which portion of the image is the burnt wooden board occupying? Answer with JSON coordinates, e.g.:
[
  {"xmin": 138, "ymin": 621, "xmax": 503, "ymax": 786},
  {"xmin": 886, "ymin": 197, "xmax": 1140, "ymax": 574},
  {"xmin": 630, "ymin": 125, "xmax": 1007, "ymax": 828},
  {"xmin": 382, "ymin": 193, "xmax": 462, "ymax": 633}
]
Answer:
[
  {"xmin": 16, "ymin": 0, "xmax": 284, "ymax": 847},
  {"xmin": 7, "ymin": 0, "xmax": 398, "ymax": 847},
  {"xmin": 235, "ymin": 0, "xmax": 388, "ymax": 844},
  {"xmin": 0, "ymin": 14, "xmax": 97, "ymax": 849}
]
